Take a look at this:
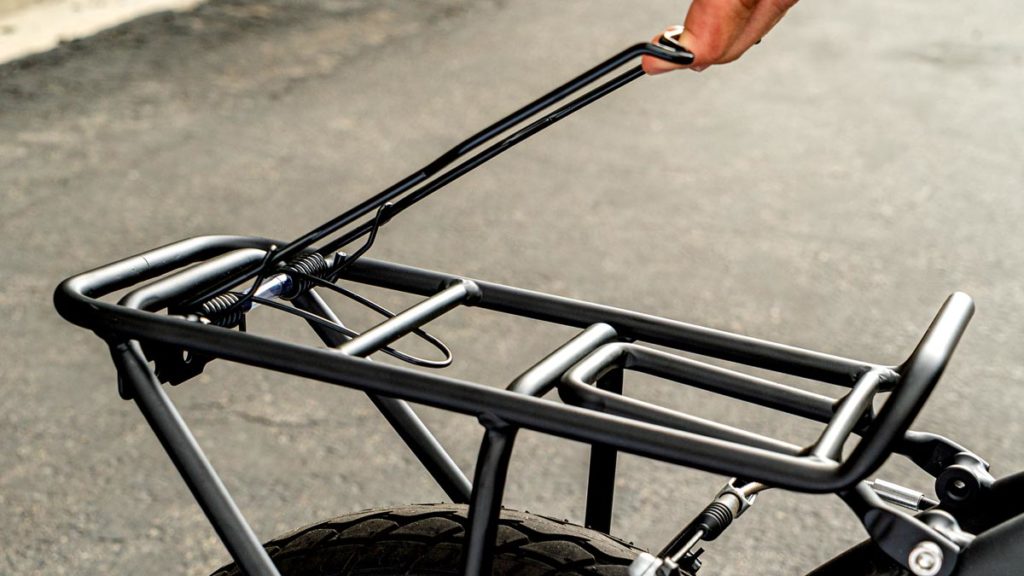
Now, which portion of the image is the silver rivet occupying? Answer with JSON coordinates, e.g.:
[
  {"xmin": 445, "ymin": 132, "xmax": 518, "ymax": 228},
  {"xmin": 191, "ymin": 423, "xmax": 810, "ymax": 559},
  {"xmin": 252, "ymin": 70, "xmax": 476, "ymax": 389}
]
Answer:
[{"xmin": 908, "ymin": 541, "xmax": 943, "ymax": 576}]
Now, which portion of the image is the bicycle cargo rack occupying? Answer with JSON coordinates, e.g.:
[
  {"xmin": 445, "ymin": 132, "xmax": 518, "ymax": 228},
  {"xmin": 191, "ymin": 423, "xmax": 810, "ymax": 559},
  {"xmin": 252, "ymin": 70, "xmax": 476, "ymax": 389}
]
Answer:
[{"xmin": 55, "ymin": 32, "xmax": 977, "ymax": 576}]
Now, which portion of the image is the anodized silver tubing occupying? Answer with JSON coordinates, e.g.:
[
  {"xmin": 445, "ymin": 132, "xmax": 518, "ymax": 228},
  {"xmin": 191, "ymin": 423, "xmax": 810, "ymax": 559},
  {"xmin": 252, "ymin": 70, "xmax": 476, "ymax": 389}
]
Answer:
[
  {"xmin": 336, "ymin": 280, "xmax": 478, "ymax": 357},
  {"xmin": 812, "ymin": 368, "xmax": 888, "ymax": 460},
  {"xmin": 507, "ymin": 323, "xmax": 620, "ymax": 395}
]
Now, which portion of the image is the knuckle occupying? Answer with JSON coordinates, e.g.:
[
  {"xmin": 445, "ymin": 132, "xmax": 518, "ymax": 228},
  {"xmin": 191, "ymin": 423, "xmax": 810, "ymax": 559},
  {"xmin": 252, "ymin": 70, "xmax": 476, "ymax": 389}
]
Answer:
[
  {"xmin": 701, "ymin": 41, "xmax": 730, "ymax": 64},
  {"xmin": 770, "ymin": 0, "xmax": 799, "ymax": 12},
  {"xmin": 736, "ymin": 0, "xmax": 760, "ymax": 13}
]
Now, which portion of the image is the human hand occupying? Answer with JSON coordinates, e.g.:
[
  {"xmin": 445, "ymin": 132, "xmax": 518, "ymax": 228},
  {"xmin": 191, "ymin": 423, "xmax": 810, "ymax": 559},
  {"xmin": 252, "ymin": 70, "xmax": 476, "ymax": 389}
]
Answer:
[{"xmin": 642, "ymin": 0, "xmax": 798, "ymax": 74}]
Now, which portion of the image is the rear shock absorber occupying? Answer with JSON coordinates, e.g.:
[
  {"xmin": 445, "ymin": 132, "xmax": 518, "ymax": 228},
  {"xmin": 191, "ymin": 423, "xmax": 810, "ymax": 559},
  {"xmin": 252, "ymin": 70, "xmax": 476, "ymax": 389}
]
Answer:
[{"xmin": 630, "ymin": 479, "xmax": 764, "ymax": 576}]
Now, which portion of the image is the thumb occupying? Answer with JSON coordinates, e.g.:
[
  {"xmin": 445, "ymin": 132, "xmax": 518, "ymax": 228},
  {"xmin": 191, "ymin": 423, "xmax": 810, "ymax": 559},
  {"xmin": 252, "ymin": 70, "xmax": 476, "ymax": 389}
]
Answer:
[
  {"xmin": 641, "ymin": 29, "xmax": 698, "ymax": 75},
  {"xmin": 680, "ymin": 0, "xmax": 754, "ymax": 68},
  {"xmin": 644, "ymin": 0, "xmax": 755, "ymax": 75}
]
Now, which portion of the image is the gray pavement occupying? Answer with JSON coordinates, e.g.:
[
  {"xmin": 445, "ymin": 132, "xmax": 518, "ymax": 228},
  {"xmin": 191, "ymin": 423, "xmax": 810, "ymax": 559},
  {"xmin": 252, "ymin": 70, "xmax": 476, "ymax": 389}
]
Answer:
[{"xmin": 2, "ymin": 0, "xmax": 1023, "ymax": 574}]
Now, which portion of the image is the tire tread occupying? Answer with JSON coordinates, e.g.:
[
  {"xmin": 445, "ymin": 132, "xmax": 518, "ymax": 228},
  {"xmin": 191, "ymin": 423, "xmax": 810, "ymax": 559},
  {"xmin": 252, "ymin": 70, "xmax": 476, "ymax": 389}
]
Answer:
[{"xmin": 211, "ymin": 504, "xmax": 643, "ymax": 576}]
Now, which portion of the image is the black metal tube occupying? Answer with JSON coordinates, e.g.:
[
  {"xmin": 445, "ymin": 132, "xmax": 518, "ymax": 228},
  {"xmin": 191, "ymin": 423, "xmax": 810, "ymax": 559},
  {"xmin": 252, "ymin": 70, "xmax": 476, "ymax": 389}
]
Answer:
[
  {"xmin": 811, "ymin": 369, "xmax": 886, "ymax": 460},
  {"xmin": 337, "ymin": 281, "xmax": 478, "ymax": 357},
  {"xmin": 625, "ymin": 345, "xmax": 838, "ymax": 422},
  {"xmin": 585, "ymin": 369, "xmax": 622, "ymax": 533},
  {"xmin": 838, "ymin": 292, "xmax": 974, "ymax": 483},
  {"xmin": 560, "ymin": 343, "xmax": 805, "ymax": 455},
  {"xmin": 340, "ymin": 257, "xmax": 880, "ymax": 385},
  {"xmin": 321, "ymin": 67, "xmax": 646, "ymax": 257},
  {"xmin": 462, "ymin": 422, "xmax": 518, "ymax": 576},
  {"xmin": 84, "ymin": 305, "xmax": 841, "ymax": 490},
  {"xmin": 110, "ymin": 340, "xmax": 280, "ymax": 576},
  {"xmin": 463, "ymin": 326, "xmax": 623, "ymax": 574},
  {"xmin": 180, "ymin": 42, "xmax": 693, "ymax": 308},
  {"xmin": 119, "ymin": 247, "xmax": 268, "ymax": 311},
  {"xmin": 55, "ymin": 237, "xmax": 974, "ymax": 493},
  {"xmin": 563, "ymin": 378, "xmax": 804, "ymax": 455},
  {"xmin": 291, "ymin": 291, "xmax": 472, "ymax": 503},
  {"xmin": 59, "ymin": 236, "xmax": 274, "ymax": 316}
]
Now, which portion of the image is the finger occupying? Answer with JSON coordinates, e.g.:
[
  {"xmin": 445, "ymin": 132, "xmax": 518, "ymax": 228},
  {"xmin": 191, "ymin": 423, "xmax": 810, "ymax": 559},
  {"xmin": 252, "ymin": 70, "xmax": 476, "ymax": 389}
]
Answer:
[
  {"xmin": 719, "ymin": 0, "xmax": 797, "ymax": 63},
  {"xmin": 678, "ymin": 0, "xmax": 759, "ymax": 68},
  {"xmin": 643, "ymin": 0, "xmax": 759, "ymax": 75},
  {"xmin": 642, "ymin": 31, "xmax": 687, "ymax": 75}
]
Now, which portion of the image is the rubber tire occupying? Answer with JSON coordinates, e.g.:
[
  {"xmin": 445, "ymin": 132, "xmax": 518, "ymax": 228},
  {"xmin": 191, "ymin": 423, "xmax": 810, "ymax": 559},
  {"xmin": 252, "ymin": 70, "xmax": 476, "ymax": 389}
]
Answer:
[{"xmin": 210, "ymin": 504, "xmax": 645, "ymax": 576}]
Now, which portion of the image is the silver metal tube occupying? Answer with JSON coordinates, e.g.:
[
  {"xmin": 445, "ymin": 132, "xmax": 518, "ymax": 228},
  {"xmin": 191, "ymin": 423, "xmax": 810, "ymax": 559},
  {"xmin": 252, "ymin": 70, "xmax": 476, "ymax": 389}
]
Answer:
[
  {"xmin": 869, "ymin": 478, "xmax": 930, "ymax": 511},
  {"xmin": 669, "ymin": 530, "xmax": 705, "ymax": 563},
  {"xmin": 244, "ymin": 273, "xmax": 293, "ymax": 311},
  {"xmin": 508, "ymin": 323, "xmax": 618, "ymax": 396}
]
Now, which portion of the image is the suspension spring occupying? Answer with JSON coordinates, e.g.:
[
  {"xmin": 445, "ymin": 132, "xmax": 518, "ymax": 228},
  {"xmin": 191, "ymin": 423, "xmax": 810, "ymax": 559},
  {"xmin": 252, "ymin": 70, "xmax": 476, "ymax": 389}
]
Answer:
[
  {"xmin": 197, "ymin": 292, "xmax": 245, "ymax": 328},
  {"xmin": 279, "ymin": 252, "xmax": 329, "ymax": 300}
]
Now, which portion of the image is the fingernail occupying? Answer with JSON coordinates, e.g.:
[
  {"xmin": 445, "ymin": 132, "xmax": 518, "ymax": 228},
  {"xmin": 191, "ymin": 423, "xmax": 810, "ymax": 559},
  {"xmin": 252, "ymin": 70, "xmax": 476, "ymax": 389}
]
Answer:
[{"xmin": 692, "ymin": 65, "xmax": 707, "ymax": 73}]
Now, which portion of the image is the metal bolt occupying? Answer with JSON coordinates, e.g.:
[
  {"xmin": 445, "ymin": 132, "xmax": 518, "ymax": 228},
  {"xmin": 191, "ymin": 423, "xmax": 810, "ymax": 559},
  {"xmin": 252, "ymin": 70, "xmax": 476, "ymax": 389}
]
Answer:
[{"xmin": 908, "ymin": 541, "xmax": 943, "ymax": 576}]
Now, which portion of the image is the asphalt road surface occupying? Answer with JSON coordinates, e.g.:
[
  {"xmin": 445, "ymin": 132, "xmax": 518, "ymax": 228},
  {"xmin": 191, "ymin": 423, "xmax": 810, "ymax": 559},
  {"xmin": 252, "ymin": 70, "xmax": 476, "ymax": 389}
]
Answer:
[{"xmin": 2, "ymin": 1, "xmax": 1023, "ymax": 575}]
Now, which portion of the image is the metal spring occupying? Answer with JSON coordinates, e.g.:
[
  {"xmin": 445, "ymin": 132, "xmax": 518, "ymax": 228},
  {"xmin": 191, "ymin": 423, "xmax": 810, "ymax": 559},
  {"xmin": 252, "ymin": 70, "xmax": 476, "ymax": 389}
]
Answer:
[
  {"xmin": 280, "ymin": 252, "xmax": 329, "ymax": 300},
  {"xmin": 198, "ymin": 292, "xmax": 245, "ymax": 328}
]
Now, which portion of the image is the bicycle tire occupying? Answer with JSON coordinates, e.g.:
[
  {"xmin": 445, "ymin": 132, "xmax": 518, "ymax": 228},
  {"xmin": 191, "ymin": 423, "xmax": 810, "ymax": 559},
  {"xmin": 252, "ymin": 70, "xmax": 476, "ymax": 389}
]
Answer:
[{"xmin": 209, "ymin": 504, "xmax": 644, "ymax": 576}]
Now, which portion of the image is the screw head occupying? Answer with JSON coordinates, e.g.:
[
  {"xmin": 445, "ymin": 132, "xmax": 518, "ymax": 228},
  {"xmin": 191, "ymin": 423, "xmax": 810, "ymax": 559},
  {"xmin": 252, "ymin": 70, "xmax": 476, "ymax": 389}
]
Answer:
[{"xmin": 908, "ymin": 541, "xmax": 943, "ymax": 576}]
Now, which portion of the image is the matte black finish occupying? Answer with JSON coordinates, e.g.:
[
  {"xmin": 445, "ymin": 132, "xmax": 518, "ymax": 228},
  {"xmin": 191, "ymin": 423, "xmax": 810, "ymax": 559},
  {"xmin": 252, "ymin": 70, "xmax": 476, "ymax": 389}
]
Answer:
[
  {"xmin": 342, "ymin": 257, "xmax": 882, "ymax": 385},
  {"xmin": 110, "ymin": 340, "xmax": 279, "ymax": 576},
  {"xmin": 54, "ymin": 237, "xmax": 975, "ymax": 494},
  {"xmin": 956, "ymin": 511, "xmax": 1024, "ymax": 575},
  {"xmin": 462, "ymin": 324, "xmax": 619, "ymax": 575},
  {"xmin": 178, "ymin": 41, "xmax": 694, "ymax": 309},
  {"xmin": 336, "ymin": 280, "xmax": 478, "ymax": 357},
  {"xmin": 50, "ymin": 32, "xmax": 1020, "ymax": 576},
  {"xmin": 291, "ymin": 291, "xmax": 472, "ymax": 503},
  {"xmin": 55, "ymin": 229, "xmax": 1000, "ymax": 576},
  {"xmin": 585, "ymin": 369, "xmax": 623, "ymax": 534}
]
